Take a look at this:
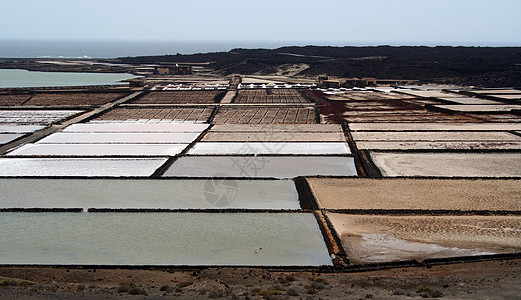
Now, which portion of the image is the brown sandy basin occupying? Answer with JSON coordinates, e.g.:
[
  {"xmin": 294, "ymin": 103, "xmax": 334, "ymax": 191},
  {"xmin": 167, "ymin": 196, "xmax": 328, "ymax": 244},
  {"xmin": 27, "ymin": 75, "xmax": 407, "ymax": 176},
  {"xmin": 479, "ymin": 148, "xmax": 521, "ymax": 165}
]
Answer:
[
  {"xmin": 470, "ymin": 89, "xmax": 521, "ymax": 94},
  {"xmin": 489, "ymin": 94, "xmax": 521, "ymax": 100},
  {"xmin": 93, "ymin": 107, "xmax": 214, "ymax": 123},
  {"xmin": 0, "ymin": 94, "xmax": 31, "ymax": 106},
  {"xmin": 308, "ymin": 178, "xmax": 521, "ymax": 211},
  {"xmin": 210, "ymin": 124, "xmax": 342, "ymax": 132},
  {"xmin": 357, "ymin": 141, "xmax": 521, "ymax": 150},
  {"xmin": 370, "ymin": 152, "xmax": 521, "ymax": 177},
  {"xmin": 349, "ymin": 122, "xmax": 521, "ymax": 131},
  {"xmin": 212, "ymin": 107, "xmax": 316, "ymax": 124},
  {"xmin": 25, "ymin": 92, "xmax": 125, "ymax": 106},
  {"xmin": 434, "ymin": 104, "xmax": 521, "ymax": 112},
  {"xmin": 131, "ymin": 90, "xmax": 223, "ymax": 104},
  {"xmin": 436, "ymin": 97, "xmax": 500, "ymax": 105},
  {"xmin": 399, "ymin": 90, "xmax": 462, "ymax": 98},
  {"xmin": 327, "ymin": 213, "xmax": 521, "ymax": 263},
  {"xmin": 201, "ymin": 132, "xmax": 346, "ymax": 142},
  {"xmin": 234, "ymin": 89, "xmax": 309, "ymax": 104},
  {"xmin": 351, "ymin": 131, "xmax": 519, "ymax": 141}
]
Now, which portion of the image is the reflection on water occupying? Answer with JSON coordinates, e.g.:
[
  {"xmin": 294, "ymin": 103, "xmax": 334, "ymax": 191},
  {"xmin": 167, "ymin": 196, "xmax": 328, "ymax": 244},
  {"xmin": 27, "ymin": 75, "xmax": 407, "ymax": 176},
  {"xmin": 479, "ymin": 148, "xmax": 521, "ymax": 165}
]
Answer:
[
  {"xmin": 0, "ymin": 213, "xmax": 332, "ymax": 266},
  {"xmin": 0, "ymin": 179, "xmax": 300, "ymax": 210},
  {"xmin": 0, "ymin": 69, "xmax": 138, "ymax": 88}
]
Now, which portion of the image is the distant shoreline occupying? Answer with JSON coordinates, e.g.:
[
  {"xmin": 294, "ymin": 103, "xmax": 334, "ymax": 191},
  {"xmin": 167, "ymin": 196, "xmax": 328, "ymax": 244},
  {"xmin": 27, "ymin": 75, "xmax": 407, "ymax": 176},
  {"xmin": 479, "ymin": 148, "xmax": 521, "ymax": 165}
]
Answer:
[{"xmin": 1, "ymin": 45, "xmax": 521, "ymax": 88}]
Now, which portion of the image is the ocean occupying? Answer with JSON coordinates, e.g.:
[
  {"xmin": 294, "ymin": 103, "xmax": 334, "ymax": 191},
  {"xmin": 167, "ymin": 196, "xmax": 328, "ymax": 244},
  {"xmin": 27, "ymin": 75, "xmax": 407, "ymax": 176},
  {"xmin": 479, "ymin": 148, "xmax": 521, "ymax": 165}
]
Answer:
[{"xmin": 0, "ymin": 39, "xmax": 299, "ymax": 59}]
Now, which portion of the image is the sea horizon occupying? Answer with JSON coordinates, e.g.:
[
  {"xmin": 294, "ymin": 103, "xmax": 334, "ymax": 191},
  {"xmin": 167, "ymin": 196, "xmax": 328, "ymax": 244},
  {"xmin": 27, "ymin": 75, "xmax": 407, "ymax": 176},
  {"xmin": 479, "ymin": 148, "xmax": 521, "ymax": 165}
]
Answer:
[{"xmin": 1, "ymin": 39, "xmax": 520, "ymax": 60}]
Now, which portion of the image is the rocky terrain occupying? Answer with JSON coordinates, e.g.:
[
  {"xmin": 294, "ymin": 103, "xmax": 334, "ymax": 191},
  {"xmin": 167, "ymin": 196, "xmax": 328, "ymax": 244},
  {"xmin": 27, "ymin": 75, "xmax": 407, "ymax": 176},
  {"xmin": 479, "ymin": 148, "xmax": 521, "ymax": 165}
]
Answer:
[
  {"xmin": 1, "ymin": 259, "xmax": 520, "ymax": 299},
  {"xmin": 2, "ymin": 46, "xmax": 521, "ymax": 88},
  {"xmin": 115, "ymin": 46, "xmax": 521, "ymax": 88}
]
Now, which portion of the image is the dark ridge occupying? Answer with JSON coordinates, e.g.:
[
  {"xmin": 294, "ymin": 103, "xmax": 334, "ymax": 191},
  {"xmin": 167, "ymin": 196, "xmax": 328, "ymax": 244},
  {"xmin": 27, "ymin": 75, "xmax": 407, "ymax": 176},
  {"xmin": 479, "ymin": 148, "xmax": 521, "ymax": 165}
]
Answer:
[
  {"xmin": 111, "ymin": 46, "xmax": 521, "ymax": 88},
  {"xmin": 0, "ymin": 208, "xmax": 83, "ymax": 212},
  {"xmin": 293, "ymin": 177, "xmax": 319, "ymax": 210},
  {"xmin": 324, "ymin": 209, "xmax": 521, "ymax": 216}
]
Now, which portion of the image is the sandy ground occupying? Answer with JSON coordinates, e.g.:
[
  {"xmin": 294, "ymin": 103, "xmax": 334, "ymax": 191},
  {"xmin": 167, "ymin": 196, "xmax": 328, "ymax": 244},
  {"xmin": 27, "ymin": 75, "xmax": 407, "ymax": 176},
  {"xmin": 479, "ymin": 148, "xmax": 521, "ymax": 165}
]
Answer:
[
  {"xmin": 327, "ymin": 213, "xmax": 521, "ymax": 264},
  {"xmin": 1, "ymin": 261, "xmax": 520, "ymax": 299},
  {"xmin": 370, "ymin": 152, "xmax": 521, "ymax": 177},
  {"xmin": 275, "ymin": 64, "xmax": 310, "ymax": 77},
  {"xmin": 357, "ymin": 141, "xmax": 521, "ymax": 150},
  {"xmin": 348, "ymin": 122, "xmax": 521, "ymax": 131},
  {"xmin": 351, "ymin": 131, "xmax": 520, "ymax": 141},
  {"xmin": 308, "ymin": 178, "xmax": 521, "ymax": 211},
  {"xmin": 210, "ymin": 124, "xmax": 342, "ymax": 132}
]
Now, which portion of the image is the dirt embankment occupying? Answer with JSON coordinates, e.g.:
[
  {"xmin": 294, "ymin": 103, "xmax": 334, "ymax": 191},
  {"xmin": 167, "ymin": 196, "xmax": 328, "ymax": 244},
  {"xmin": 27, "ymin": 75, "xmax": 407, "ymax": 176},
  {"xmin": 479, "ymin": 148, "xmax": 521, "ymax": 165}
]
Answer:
[{"xmin": 0, "ymin": 260, "xmax": 520, "ymax": 299}]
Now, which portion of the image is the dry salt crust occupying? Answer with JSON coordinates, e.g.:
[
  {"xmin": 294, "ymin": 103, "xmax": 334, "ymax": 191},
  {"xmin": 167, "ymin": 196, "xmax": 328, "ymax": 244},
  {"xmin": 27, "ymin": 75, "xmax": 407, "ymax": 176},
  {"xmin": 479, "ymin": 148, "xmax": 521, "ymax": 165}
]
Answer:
[
  {"xmin": 308, "ymin": 178, "xmax": 521, "ymax": 211},
  {"xmin": 36, "ymin": 132, "xmax": 202, "ymax": 144},
  {"xmin": 436, "ymin": 97, "xmax": 501, "ymax": 105},
  {"xmin": 434, "ymin": 104, "xmax": 521, "ymax": 112},
  {"xmin": 7, "ymin": 144, "xmax": 188, "ymax": 157},
  {"xmin": 351, "ymin": 131, "xmax": 519, "ymax": 141},
  {"xmin": 188, "ymin": 142, "xmax": 351, "ymax": 155},
  {"xmin": 399, "ymin": 90, "xmax": 462, "ymax": 98},
  {"xmin": 0, "ymin": 212, "xmax": 332, "ymax": 266},
  {"xmin": 0, "ymin": 110, "xmax": 82, "ymax": 125},
  {"xmin": 370, "ymin": 152, "xmax": 521, "ymax": 177},
  {"xmin": 488, "ymin": 94, "xmax": 521, "ymax": 100},
  {"xmin": 357, "ymin": 141, "xmax": 521, "ymax": 150},
  {"xmin": 0, "ymin": 179, "xmax": 300, "ymax": 210},
  {"xmin": 0, "ymin": 158, "xmax": 167, "ymax": 177},
  {"xmin": 64, "ymin": 123, "xmax": 209, "ymax": 133},
  {"xmin": 327, "ymin": 213, "xmax": 521, "ymax": 264},
  {"xmin": 469, "ymin": 89, "xmax": 521, "ymax": 94},
  {"xmin": 349, "ymin": 122, "xmax": 521, "ymax": 131},
  {"xmin": 163, "ymin": 156, "xmax": 357, "ymax": 178},
  {"xmin": 0, "ymin": 133, "xmax": 24, "ymax": 145}
]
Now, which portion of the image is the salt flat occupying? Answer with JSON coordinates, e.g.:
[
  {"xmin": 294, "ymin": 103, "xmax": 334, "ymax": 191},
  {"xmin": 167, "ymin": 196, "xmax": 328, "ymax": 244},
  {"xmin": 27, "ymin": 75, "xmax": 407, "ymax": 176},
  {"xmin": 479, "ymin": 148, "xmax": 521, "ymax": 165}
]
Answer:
[
  {"xmin": 370, "ymin": 152, "xmax": 521, "ymax": 177},
  {"xmin": 0, "ymin": 158, "xmax": 167, "ymax": 177},
  {"xmin": 163, "ymin": 156, "xmax": 357, "ymax": 178},
  {"xmin": 309, "ymin": 178, "xmax": 521, "ymax": 211}
]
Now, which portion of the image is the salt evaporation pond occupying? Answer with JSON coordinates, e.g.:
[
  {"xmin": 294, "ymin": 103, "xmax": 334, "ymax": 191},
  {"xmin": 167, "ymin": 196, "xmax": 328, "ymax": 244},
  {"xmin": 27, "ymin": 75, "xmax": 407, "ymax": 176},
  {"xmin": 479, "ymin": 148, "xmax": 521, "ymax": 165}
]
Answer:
[
  {"xmin": 0, "ymin": 110, "xmax": 82, "ymax": 125},
  {"xmin": 64, "ymin": 123, "xmax": 209, "ymax": 132},
  {"xmin": 0, "ymin": 133, "xmax": 23, "ymax": 145},
  {"xmin": 0, "ymin": 179, "xmax": 300, "ymax": 209},
  {"xmin": 36, "ymin": 132, "xmax": 201, "ymax": 144},
  {"xmin": 0, "ymin": 69, "xmax": 138, "ymax": 88},
  {"xmin": 188, "ymin": 142, "xmax": 351, "ymax": 155},
  {"xmin": 201, "ymin": 132, "xmax": 346, "ymax": 142},
  {"xmin": 0, "ymin": 212, "xmax": 332, "ymax": 266},
  {"xmin": 351, "ymin": 131, "xmax": 519, "ymax": 141},
  {"xmin": 0, "ymin": 158, "xmax": 167, "ymax": 177},
  {"xmin": 7, "ymin": 144, "xmax": 188, "ymax": 156},
  {"xmin": 370, "ymin": 152, "xmax": 521, "ymax": 177},
  {"xmin": 0, "ymin": 125, "xmax": 46, "ymax": 133},
  {"xmin": 164, "ymin": 156, "xmax": 357, "ymax": 178}
]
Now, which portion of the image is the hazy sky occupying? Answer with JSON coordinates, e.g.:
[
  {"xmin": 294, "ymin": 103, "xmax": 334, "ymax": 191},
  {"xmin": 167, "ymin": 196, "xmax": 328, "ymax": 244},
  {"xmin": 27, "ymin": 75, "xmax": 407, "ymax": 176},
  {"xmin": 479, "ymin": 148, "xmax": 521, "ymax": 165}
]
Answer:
[{"xmin": 1, "ymin": 0, "xmax": 520, "ymax": 46}]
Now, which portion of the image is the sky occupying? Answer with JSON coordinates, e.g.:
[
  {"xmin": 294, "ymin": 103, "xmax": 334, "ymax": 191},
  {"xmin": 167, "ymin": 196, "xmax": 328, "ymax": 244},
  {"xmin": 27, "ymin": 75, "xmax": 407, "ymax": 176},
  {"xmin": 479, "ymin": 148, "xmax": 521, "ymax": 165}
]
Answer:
[{"xmin": 1, "ymin": 0, "xmax": 521, "ymax": 46}]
